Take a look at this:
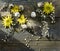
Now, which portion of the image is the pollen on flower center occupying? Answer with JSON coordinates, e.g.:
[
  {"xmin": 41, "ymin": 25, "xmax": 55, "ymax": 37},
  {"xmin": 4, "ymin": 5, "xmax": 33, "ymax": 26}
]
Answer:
[
  {"xmin": 46, "ymin": 6, "xmax": 50, "ymax": 10},
  {"xmin": 6, "ymin": 19, "xmax": 10, "ymax": 22}
]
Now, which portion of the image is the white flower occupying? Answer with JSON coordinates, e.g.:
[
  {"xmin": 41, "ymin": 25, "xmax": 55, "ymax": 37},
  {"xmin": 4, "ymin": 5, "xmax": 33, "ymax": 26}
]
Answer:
[
  {"xmin": 27, "ymin": 20, "xmax": 36, "ymax": 28},
  {"xmin": 31, "ymin": 12, "xmax": 36, "ymax": 17},
  {"xmin": 19, "ymin": 5, "xmax": 24, "ymax": 11},
  {"xmin": 21, "ymin": 24, "xmax": 27, "ymax": 29},
  {"xmin": 27, "ymin": 22, "xmax": 32, "ymax": 28},
  {"xmin": 37, "ymin": 2, "xmax": 43, "ymax": 7},
  {"xmin": 14, "ymin": 12, "xmax": 20, "ymax": 17},
  {"xmin": 9, "ymin": 4, "xmax": 14, "ymax": 8}
]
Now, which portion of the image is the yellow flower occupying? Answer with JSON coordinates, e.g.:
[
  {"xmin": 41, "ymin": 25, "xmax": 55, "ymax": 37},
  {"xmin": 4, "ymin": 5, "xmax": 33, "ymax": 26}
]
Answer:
[
  {"xmin": 17, "ymin": 14, "xmax": 27, "ymax": 24},
  {"xmin": 11, "ymin": 5, "xmax": 20, "ymax": 13},
  {"xmin": 2, "ymin": 15, "xmax": 13, "ymax": 28},
  {"xmin": 43, "ymin": 2, "xmax": 55, "ymax": 14}
]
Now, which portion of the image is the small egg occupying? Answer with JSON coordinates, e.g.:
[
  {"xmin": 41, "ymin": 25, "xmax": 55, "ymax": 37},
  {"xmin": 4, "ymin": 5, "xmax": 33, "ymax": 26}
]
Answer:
[{"xmin": 31, "ymin": 12, "xmax": 36, "ymax": 17}]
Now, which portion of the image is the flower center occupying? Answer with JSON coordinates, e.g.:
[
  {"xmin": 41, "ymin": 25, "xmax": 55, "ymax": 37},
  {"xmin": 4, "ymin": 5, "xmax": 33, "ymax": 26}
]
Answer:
[
  {"xmin": 46, "ymin": 6, "xmax": 50, "ymax": 10},
  {"xmin": 6, "ymin": 19, "xmax": 10, "ymax": 23}
]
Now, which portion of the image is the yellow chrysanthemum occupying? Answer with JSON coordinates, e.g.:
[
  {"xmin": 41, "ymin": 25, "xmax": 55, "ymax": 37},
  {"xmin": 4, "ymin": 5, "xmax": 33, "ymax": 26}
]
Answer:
[
  {"xmin": 11, "ymin": 5, "xmax": 20, "ymax": 13},
  {"xmin": 17, "ymin": 14, "xmax": 27, "ymax": 24},
  {"xmin": 43, "ymin": 2, "xmax": 55, "ymax": 14},
  {"xmin": 2, "ymin": 15, "xmax": 13, "ymax": 28}
]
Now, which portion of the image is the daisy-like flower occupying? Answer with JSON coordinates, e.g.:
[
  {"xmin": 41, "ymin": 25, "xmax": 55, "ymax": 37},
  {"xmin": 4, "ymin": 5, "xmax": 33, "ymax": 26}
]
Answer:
[
  {"xmin": 11, "ymin": 5, "xmax": 21, "ymax": 13},
  {"xmin": 43, "ymin": 2, "xmax": 55, "ymax": 14},
  {"xmin": 17, "ymin": 14, "xmax": 27, "ymax": 24},
  {"xmin": 2, "ymin": 15, "xmax": 13, "ymax": 28}
]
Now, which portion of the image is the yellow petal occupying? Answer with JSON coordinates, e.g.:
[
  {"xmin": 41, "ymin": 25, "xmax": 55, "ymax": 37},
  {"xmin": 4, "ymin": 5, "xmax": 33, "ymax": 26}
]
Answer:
[
  {"xmin": 17, "ymin": 14, "xmax": 27, "ymax": 24},
  {"xmin": 2, "ymin": 15, "xmax": 13, "ymax": 28}
]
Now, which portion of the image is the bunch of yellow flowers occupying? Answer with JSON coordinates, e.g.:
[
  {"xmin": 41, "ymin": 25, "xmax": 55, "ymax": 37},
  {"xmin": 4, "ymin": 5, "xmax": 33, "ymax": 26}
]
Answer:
[
  {"xmin": 2, "ymin": 14, "xmax": 27, "ymax": 28},
  {"xmin": 2, "ymin": 4, "xmax": 27, "ymax": 28},
  {"xmin": 43, "ymin": 2, "xmax": 55, "ymax": 14}
]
